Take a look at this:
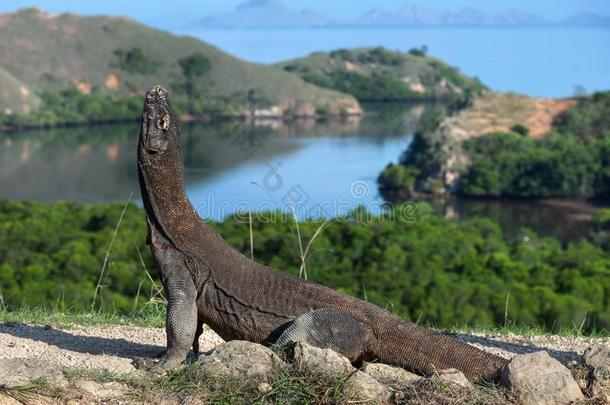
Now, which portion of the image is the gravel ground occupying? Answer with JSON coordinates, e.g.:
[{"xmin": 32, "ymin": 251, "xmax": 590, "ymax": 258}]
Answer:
[
  {"xmin": 0, "ymin": 323, "xmax": 223, "ymax": 373},
  {"xmin": 0, "ymin": 322, "xmax": 606, "ymax": 373},
  {"xmin": 453, "ymin": 332, "xmax": 607, "ymax": 365}
]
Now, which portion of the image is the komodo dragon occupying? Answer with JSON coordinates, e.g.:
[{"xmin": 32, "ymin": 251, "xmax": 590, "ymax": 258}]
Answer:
[{"xmin": 136, "ymin": 85, "xmax": 508, "ymax": 380}]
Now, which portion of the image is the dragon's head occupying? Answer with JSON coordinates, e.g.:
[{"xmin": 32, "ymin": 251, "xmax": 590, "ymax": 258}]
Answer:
[
  {"xmin": 137, "ymin": 85, "xmax": 193, "ymax": 244},
  {"xmin": 138, "ymin": 85, "xmax": 180, "ymax": 161}
]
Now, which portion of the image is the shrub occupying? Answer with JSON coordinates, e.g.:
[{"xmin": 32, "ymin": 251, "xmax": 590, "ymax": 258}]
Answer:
[
  {"xmin": 553, "ymin": 91, "xmax": 610, "ymax": 141},
  {"xmin": 459, "ymin": 132, "xmax": 602, "ymax": 198},
  {"xmin": 0, "ymin": 200, "xmax": 608, "ymax": 333},
  {"xmin": 178, "ymin": 53, "xmax": 212, "ymax": 78},
  {"xmin": 511, "ymin": 123, "xmax": 530, "ymax": 137},
  {"xmin": 113, "ymin": 48, "xmax": 159, "ymax": 74},
  {"xmin": 408, "ymin": 45, "xmax": 428, "ymax": 57},
  {"xmin": 377, "ymin": 164, "xmax": 420, "ymax": 193},
  {"xmin": 303, "ymin": 70, "xmax": 425, "ymax": 102},
  {"xmin": 178, "ymin": 53, "xmax": 212, "ymax": 102}
]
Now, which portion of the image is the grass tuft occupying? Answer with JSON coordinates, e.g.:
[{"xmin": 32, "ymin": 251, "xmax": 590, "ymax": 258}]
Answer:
[
  {"xmin": 0, "ymin": 378, "xmax": 61, "ymax": 404},
  {"xmin": 58, "ymin": 363, "xmax": 521, "ymax": 404},
  {"xmin": 393, "ymin": 379, "xmax": 512, "ymax": 405},
  {"xmin": 2, "ymin": 306, "xmax": 607, "ymax": 338},
  {"xmin": 0, "ymin": 305, "xmax": 166, "ymax": 329}
]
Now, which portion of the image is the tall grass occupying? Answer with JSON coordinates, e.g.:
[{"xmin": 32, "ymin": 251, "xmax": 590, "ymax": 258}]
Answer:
[{"xmin": 91, "ymin": 192, "xmax": 134, "ymax": 311}]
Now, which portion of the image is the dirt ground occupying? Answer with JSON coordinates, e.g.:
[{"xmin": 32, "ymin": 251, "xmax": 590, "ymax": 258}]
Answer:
[
  {"xmin": 0, "ymin": 322, "xmax": 606, "ymax": 373},
  {"xmin": 441, "ymin": 92, "xmax": 576, "ymax": 141}
]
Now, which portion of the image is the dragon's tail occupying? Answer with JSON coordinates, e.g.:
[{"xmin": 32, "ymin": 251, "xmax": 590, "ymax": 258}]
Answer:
[{"xmin": 375, "ymin": 318, "xmax": 507, "ymax": 381}]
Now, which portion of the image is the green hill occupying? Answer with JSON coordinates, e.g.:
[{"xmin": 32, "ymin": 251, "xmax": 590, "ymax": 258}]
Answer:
[
  {"xmin": 276, "ymin": 47, "xmax": 486, "ymax": 102},
  {"xmin": 378, "ymin": 91, "xmax": 610, "ymax": 199},
  {"xmin": 0, "ymin": 8, "xmax": 360, "ymax": 129}
]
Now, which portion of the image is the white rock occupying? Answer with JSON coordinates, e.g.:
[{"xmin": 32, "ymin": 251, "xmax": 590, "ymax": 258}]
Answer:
[
  {"xmin": 292, "ymin": 341, "xmax": 354, "ymax": 379},
  {"xmin": 291, "ymin": 343, "xmax": 389, "ymax": 402},
  {"xmin": 362, "ymin": 362, "xmax": 422, "ymax": 386},
  {"xmin": 0, "ymin": 358, "xmax": 67, "ymax": 388},
  {"xmin": 501, "ymin": 351, "xmax": 584, "ymax": 405},
  {"xmin": 74, "ymin": 379, "xmax": 129, "ymax": 400},
  {"xmin": 196, "ymin": 340, "xmax": 284, "ymax": 381},
  {"xmin": 257, "ymin": 382, "xmax": 273, "ymax": 393},
  {"xmin": 583, "ymin": 345, "xmax": 610, "ymax": 379},
  {"xmin": 583, "ymin": 346, "xmax": 610, "ymax": 401},
  {"xmin": 435, "ymin": 368, "xmax": 473, "ymax": 390},
  {"xmin": 343, "ymin": 370, "xmax": 390, "ymax": 404}
]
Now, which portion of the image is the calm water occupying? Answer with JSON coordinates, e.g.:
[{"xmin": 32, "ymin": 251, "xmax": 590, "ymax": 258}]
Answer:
[
  {"xmin": 0, "ymin": 108, "xmax": 415, "ymax": 218},
  {"xmin": 188, "ymin": 27, "xmax": 610, "ymax": 98},
  {"xmin": 0, "ymin": 104, "xmax": 604, "ymax": 241}
]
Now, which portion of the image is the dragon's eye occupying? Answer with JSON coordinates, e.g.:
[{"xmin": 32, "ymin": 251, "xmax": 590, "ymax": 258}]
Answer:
[{"xmin": 156, "ymin": 114, "xmax": 170, "ymax": 131}]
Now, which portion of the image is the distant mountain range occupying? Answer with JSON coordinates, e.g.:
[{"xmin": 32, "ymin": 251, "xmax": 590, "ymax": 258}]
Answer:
[
  {"xmin": 355, "ymin": 5, "xmax": 550, "ymax": 27},
  {"xmin": 194, "ymin": 0, "xmax": 332, "ymax": 28},
  {"xmin": 191, "ymin": 0, "xmax": 610, "ymax": 29},
  {"xmin": 562, "ymin": 12, "xmax": 610, "ymax": 27}
]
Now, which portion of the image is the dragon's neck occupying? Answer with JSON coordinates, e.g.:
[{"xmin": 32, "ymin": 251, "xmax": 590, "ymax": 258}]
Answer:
[{"xmin": 138, "ymin": 148, "xmax": 203, "ymax": 250}]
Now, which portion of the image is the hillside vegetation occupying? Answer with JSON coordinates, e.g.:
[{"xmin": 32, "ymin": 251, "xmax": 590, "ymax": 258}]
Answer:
[
  {"xmin": 378, "ymin": 91, "xmax": 610, "ymax": 199},
  {"xmin": 1, "ymin": 200, "xmax": 609, "ymax": 334},
  {"xmin": 276, "ymin": 47, "xmax": 486, "ymax": 103},
  {"xmin": 0, "ymin": 8, "xmax": 360, "ymax": 129}
]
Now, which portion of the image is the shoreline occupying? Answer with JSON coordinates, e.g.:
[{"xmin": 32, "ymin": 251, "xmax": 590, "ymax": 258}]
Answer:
[
  {"xmin": 0, "ymin": 109, "xmax": 365, "ymax": 134},
  {"xmin": 381, "ymin": 188, "xmax": 609, "ymax": 212}
]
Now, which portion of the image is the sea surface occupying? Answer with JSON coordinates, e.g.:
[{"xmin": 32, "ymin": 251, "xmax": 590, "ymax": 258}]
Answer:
[{"xmin": 187, "ymin": 27, "xmax": 610, "ymax": 98}]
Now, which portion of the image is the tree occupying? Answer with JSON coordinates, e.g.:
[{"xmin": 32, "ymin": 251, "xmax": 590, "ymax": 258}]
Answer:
[
  {"xmin": 511, "ymin": 123, "xmax": 530, "ymax": 137},
  {"xmin": 408, "ymin": 45, "xmax": 428, "ymax": 57},
  {"xmin": 113, "ymin": 48, "xmax": 159, "ymax": 74},
  {"xmin": 178, "ymin": 53, "xmax": 212, "ymax": 103},
  {"xmin": 179, "ymin": 53, "xmax": 211, "ymax": 78}
]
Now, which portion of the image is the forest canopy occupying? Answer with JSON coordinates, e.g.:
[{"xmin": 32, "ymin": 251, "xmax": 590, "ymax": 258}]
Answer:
[{"xmin": 1, "ymin": 200, "xmax": 608, "ymax": 334}]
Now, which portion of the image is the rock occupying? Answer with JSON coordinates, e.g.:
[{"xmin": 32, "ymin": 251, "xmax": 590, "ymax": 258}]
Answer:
[
  {"xmin": 583, "ymin": 346, "xmax": 610, "ymax": 400},
  {"xmin": 500, "ymin": 351, "xmax": 584, "ymax": 405},
  {"xmin": 291, "ymin": 341, "xmax": 354, "ymax": 379},
  {"xmin": 73, "ymin": 379, "xmax": 129, "ymax": 400},
  {"xmin": 362, "ymin": 362, "xmax": 422, "ymax": 387},
  {"xmin": 434, "ymin": 368, "xmax": 473, "ymax": 390},
  {"xmin": 342, "ymin": 371, "xmax": 390, "ymax": 404},
  {"xmin": 0, "ymin": 358, "xmax": 67, "ymax": 388},
  {"xmin": 583, "ymin": 346, "xmax": 610, "ymax": 378},
  {"xmin": 196, "ymin": 340, "xmax": 284, "ymax": 381},
  {"xmin": 252, "ymin": 106, "xmax": 283, "ymax": 119},
  {"xmin": 0, "ymin": 394, "xmax": 21, "ymax": 405},
  {"xmin": 257, "ymin": 382, "xmax": 272, "ymax": 393},
  {"xmin": 290, "ymin": 343, "xmax": 389, "ymax": 403}
]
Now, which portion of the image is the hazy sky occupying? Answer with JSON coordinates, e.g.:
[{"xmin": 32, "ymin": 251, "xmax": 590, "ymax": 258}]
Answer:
[{"xmin": 1, "ymin": 0, "xmax": 609, "ymax": 29}]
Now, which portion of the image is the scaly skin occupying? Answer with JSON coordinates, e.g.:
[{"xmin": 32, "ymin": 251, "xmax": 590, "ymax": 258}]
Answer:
[{"xmin": 137, "ymin": 86, "xmax": 508, "ymax": 379}]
